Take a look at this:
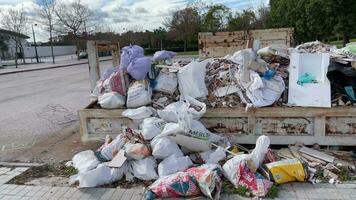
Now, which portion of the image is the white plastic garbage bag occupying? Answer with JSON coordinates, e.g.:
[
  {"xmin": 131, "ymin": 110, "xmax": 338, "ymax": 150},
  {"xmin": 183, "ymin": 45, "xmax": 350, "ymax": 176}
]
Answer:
[
  {"xmin": 142, "ymin": 117, "xmax": 166, "ymax": 140},
  {"xmin": 126, "ymin": 81, "xmax": 152, "ymax": 108},
  {"xmin": 250, "ymin": 135, "xmax": 270, "ymax": 172},
  {"xmin": 98, "ymin": 92, "xmax": 125, "ymax": 109},
  {"xmin": 200, "ymin": 147, "xmax": 226, "ymax": 164},
  {"xmin": 130, "ymin": 156, "xmax": 159, "ymax": 180},
  {"xmin": 73, "ymin": 162, "xmax": 128, "ymax": 188},
  {"xmin": 151, "ymin": 137, "xmax": 183, "ymax": 159},
  {"xmin": 178, "ymin": 60, "xmax": 210, "ymax": 98},
  {"xmin": 122, "ymin": 106, "xmax": 155, "ymax": 120},
  {"xmin": 157, "ymin": 96, "xmax": 206, "ymax": 123},
  {"xmin": 72, "ymin": 150, "xmax": 100, "ymax": 173},
  {"xmin": 160, "ymin": 120, "xmax": 223, "ymax": 144},
  {"xmin": 158, "ymin": 154, "xmax": 193, "ymax": 177},
  {"xmin": 154, "ymin": 70, "xmax": 178, "ymax": 94}
]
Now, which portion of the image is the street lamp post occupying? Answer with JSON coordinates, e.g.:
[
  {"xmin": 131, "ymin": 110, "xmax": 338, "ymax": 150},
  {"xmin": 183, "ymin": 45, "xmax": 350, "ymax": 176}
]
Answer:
[{"xmin": 32, "ymin": 24, "xmax": 39, "ymax": 63}]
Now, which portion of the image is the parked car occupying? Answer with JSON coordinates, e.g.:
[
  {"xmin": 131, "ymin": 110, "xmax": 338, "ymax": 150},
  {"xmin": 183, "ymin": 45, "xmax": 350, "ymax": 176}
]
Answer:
[{"xmin": 79, "ymin": 50, "xmax": 88, "ymax": 59}]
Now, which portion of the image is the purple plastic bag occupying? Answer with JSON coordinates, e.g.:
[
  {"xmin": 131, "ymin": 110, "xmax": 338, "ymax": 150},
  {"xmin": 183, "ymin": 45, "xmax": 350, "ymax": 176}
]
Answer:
[
  {"xmin": 153, "ymin": 50, "xmax": 177, "ymax": 61},
  {"xmin": 127, "ymin": 57, "xmax": 151, "ymax": 80},
  {"xmin": 120, "ymin": 45, "xmax": 144, "ymax": 71}
]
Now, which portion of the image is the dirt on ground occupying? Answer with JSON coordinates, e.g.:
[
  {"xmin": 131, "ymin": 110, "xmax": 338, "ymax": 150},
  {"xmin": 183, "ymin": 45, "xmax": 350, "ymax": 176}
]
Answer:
[{"xmin": 0, "ymin": 122, "xmax": 101, "ymax": 164}]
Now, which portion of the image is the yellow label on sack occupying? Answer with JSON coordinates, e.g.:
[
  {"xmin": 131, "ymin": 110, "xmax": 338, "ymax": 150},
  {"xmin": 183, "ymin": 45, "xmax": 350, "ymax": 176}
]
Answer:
[{"xmin": 265, "ymin": 158, "xmax": 306, "ymax": 184}]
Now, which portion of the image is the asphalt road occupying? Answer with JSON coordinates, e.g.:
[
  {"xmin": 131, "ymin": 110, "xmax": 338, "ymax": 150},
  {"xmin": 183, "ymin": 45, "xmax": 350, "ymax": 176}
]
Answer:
[{"xmin": 0, "ymin": 60, "xmax": 114, "ymax": 152}]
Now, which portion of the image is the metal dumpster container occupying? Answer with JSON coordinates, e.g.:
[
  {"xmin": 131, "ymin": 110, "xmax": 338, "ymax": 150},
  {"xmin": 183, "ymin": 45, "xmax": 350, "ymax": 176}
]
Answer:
[{"xmin": 79, "ymin": 103, "xmax": 356, "ymax": 146}]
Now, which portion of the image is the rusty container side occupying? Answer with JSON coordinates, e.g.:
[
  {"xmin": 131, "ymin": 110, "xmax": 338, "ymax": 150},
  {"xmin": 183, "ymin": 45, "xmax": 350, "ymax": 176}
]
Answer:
[
  {"xmin": 198, "ymin": 28, "xmax": 294, "ymax": 58},
  {"xmin": 79, "ymin": 105, "xmax": 356, "ymax": 145}
]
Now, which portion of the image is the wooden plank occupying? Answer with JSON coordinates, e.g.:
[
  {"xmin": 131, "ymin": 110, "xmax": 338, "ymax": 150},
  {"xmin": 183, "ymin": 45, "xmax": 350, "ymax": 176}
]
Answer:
[
  {"xmin": 299, "ymin": 147, "xmax": 335, "ymax": 163},
  {"xmin": 87, "ymin": 41, "xmax": 100, "ymax": 92}
]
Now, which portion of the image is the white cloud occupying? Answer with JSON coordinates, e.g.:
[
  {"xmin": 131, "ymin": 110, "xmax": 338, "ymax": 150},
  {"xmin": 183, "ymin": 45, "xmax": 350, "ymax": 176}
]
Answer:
[{"xmin": 0, "ymin": 0, "xmax": 269, "ymax": 42}]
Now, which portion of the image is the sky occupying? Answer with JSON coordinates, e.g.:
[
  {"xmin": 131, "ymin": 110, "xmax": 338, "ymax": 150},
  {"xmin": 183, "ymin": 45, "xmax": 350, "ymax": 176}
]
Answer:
[{"xmin": 0, "ymin": 0, "xmax": 268, "ymax": 42}]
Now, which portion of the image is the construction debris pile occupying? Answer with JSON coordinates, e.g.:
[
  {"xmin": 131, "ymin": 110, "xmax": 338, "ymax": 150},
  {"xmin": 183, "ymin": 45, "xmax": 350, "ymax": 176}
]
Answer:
[
  {"xmin": 277, "ymin": 144, "xmax": 356, "ymax": 185},
  {"xmin": 72, "ymin": 42, "xmax": 356, "ymax": 199}
]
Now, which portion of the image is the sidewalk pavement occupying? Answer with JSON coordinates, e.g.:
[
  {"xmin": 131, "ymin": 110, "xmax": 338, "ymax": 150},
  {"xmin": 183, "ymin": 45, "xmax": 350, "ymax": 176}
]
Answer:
[
  {"xmin": 1, "ymin": 167, "xmax": 356, "ymax": 200},
  {"xmin": 0, "ymin": 56, "xmax": 112, "ymax": 76}
]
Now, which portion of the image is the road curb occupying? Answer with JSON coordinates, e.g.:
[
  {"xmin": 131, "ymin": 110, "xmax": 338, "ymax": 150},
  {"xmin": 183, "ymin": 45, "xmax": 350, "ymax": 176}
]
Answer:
[{"xmin": 0, "ymin": 58, "xmax": 112, "ymax": 75}]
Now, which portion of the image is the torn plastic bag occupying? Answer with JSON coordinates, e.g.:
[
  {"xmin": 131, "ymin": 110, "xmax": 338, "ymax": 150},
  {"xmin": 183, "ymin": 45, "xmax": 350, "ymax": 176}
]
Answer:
[
  {"xmin": 120, "ymin": 45, "xmax": 144, "ymax": 71},
  {"xmin": 122, "ymin": 106, "xmax": 155, "ymax": 121},
  {"xmin": 98, "ymin": 92, "xmax": 125, "ymax": 109},
  {"xmin": 157, "ymin": 96, "xmax": 206, "ymax": 122},
  {"xmin": 186, "ymin": 164, "xmax": 223, "ymax": 200},
  {"xmin": 178, "ymin": 59, "xmax": 211, "ymax": 98},
  {"xmin": 124, "ymin": 143, "xmax": 151, "ymax": 160},
  {"xmin": 130, "ymin": 156, "xmax": 158, "ymax": 180},
  {"xmin": 142, "ymin": 117, "xmax": 166, "ymax": 140},
  {"xmin": 72, "ymin": 150, "xmax": 100, "ymax": 173},
  {"xmin": 154, "ymin": 70, "xmax": 178, "ymax": 94},
  {"xmin": 260, "ymin": 158, "xmax": 307, "ymax": 184},
  {"xmin": 126, "ymin": 80, "xmax": 152, "ymax": 108},
  {"xmin": 158, "ymin": 154, "xmax": 193, "ymax": 177},
  {"xmin": 150, "ymin": 137, "xmax": 183, "ymax": 159},
  {"xmin": 127, "ymin": 57, "xmax": 151, "ymax": 80},
  {"xmin": 223, "ymin": 155, "xmax": 273, "ymax": 197},
  {"xmin": 109, "ymin": 71, "xmax": 129, "ymax": 96},
  {"xmin": 235, "ymin": 69, "xmax": 285, "ymax": 108},
  {"xmin": 145, "ymin": 172, "xmax": 200, "ymax": 200},
  {"xmin": 72, "ymin": 162, "xmax": 128, "ymax": 188},
  {"xmin": 153, "ymin": 50, "xmax": 177, "ymax": 61}
]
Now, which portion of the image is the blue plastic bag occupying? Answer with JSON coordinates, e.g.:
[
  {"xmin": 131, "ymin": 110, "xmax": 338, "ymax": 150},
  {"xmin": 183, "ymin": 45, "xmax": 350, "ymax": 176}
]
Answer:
[
  {"xmin": 127, "ymin": 57, "xmax": 151, "ymax": 80},
  {"xmin": 120, "ymin": 45, "xmax": 144, "ymax": 71}
]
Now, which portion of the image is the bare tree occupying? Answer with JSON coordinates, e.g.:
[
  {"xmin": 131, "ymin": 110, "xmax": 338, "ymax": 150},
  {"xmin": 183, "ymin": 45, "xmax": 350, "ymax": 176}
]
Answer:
[
  {"xmin": 54, "ymin": 0, "xmax": 93, "ymax": 35},
  {"xmin": 1, "ymin": 7, "xmax": 28, "ymax": 68},
  {"xmin": 38, "ymin": 0, "xmax": 56, "ymax": 64}
]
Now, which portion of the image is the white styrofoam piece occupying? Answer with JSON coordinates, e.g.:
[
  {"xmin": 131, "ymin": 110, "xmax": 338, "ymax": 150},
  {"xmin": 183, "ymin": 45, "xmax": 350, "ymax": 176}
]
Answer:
[{"xmin": 288, "ymin": 53, "xmax": 331, "ymax": 107}]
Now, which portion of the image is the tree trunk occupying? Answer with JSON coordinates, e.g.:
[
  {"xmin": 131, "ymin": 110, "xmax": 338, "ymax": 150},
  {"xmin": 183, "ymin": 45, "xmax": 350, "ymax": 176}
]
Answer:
[
  {"xmin": 160, "ymin": 39, "xmax": 163, "ymax": 50},
  {"xmin": 184, "ymin": 39, "xmax": 187, "ymax": 52},
  {"xmin": 342, "ymin": 32, "xmax": 350, "ymax": 47},
  {"xmin": 49, "ymin": 28, "xmax": 55, "ymax": 64},
  {"xmin": 15, "ymin": 41, "xmax": 18, "ymax": 68}
]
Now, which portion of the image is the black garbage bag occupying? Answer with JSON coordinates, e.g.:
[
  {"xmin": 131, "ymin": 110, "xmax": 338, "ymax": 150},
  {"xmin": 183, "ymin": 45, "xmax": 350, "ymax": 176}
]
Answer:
[{"xmin": 327, "ymin": 61, "xmax": 356, "ymax": 103}]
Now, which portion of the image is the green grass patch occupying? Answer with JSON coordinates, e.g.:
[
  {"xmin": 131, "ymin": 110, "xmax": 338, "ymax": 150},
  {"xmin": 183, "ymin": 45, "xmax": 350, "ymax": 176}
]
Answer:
[
  {"xmin": 266, "ymin": 184, "xmax": 279, "ymax": 199},
  {"xmin": 338, "ymin": 169, "xmax": 356, "ymax": 182},
  {"xmin": 221, "ymin": 179, "xmax": 252, "ymax": 197},
  {"xmin": 64, "ymin": 166, "xmax": 78, "ymax": 176},
  {"xmin": 329, "ymin": 38, "xmax": 356, "ymax": 48}
]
